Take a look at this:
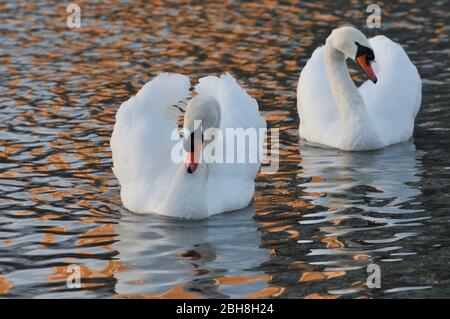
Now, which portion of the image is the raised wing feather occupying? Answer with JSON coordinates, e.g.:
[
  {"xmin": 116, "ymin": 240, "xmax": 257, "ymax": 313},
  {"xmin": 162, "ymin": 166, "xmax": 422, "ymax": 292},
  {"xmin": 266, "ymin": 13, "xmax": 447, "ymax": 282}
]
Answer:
[
  {"xmin": 195, "ymin": 73, "xmax": 267, "ymax": 214},
  {"xmin": 110, "ymin": 73, "xmax": 190, "ymax": 212}
]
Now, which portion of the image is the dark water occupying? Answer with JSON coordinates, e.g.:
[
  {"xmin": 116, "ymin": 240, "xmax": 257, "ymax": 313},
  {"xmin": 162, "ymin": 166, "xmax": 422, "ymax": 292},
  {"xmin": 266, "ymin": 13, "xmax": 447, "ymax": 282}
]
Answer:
[{"xmin": 0, "ymin": 0, "xmax": 449, "ymax": 298}]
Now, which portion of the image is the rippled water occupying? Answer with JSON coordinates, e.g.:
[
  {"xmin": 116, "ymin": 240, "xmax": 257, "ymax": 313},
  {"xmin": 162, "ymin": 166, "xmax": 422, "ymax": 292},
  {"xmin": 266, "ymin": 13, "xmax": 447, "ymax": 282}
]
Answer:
[{"xmin": 0, "ymin": 1, "xmax": 449, "ymax": 298}]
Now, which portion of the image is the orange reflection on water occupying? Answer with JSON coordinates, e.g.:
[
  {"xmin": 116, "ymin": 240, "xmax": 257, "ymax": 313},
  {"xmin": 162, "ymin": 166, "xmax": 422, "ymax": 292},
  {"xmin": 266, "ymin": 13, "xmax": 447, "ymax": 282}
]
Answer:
[
  {"xmin": 0, "ymin": 277, "xmax": 12, "ymax": 295},
  {"xmin": 47, "ymin": 153, "xmax": 71, "ymax": 170},
  {"xmin": 14, "ymin": 210, "xmax": 34, "ymax": 217},
  {"xmin": 77, "ymin": 224, "xmax": 115, "ymax": 247},
  {"xmin": 38, "ymin": 214, "xmax": 61, "ymax": 221},
  {"xmin": 40, "ymin": 226, "xmax": 67, "ymax": 246},
  {"xmin": 353, "ymin": 254, "xmax": 370, "ymax": 261},
  {"xmin": 300, "ymin": 271, "xmax": 346, "ymax": 283},
  {"xmin": 214, "ymin": 275, "xmax": 271, "ymax": 286},
  {"xmin": 0, "ymin": 171, "xmax": 16, "ymax": 178},
  {"xmin": 48, "ymin": 261, "xmax": 128, "ymax": 285},
  {"xmin": 321, "ymin": 236, "xmax": 345, "ymax": 249},
  {"xmin": 115, "ymin": 284, "xmax": 202, "ymax": 299}
]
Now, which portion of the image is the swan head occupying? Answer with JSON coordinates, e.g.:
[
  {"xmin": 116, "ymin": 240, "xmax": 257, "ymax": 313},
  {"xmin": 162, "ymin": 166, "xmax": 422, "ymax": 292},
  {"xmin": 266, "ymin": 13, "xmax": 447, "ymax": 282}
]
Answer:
[
  {"xmin": 182, "ymin": 95, "xmax": 221, "ymax": 174},
  {"xmin": 327, "ymin": 26, "xmax": 377, "ymax": 83}
]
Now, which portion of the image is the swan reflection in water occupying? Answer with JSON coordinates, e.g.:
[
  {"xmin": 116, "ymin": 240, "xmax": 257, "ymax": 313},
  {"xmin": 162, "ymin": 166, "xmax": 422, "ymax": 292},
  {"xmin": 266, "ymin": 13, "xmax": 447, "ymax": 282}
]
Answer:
[
  {"xmin": 111, "ymin": 142, "xmax": 429, "ymax": 298},
  {"xmin": 112, "ymin": 205, "xmax": 270, "ymax": 298},
  {"xmin": 299, "ymin": 141, "xmax": 425, "ymax": 224},
  {"xmin": 294, "ymin": 141, "xmax": 431, "ymax": 296}
]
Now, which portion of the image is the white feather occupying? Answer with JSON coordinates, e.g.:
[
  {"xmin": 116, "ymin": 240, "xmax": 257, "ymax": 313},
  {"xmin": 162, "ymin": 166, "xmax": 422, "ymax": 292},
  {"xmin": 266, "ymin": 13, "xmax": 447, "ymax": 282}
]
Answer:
[{"xmin": 298, "ymin": 34, "xmax": 422, "ymax": 150}]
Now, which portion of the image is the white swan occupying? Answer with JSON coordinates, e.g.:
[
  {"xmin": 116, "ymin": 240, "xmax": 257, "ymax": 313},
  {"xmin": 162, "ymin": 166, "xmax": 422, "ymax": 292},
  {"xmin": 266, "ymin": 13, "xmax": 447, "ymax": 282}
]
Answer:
[
  {"xmin": 297, "ymin": 26, "xmax": 422, "ymax": 151},
  {"xmin": 110, "ymin": 73, "xmax": 266, "ymax": 219}
]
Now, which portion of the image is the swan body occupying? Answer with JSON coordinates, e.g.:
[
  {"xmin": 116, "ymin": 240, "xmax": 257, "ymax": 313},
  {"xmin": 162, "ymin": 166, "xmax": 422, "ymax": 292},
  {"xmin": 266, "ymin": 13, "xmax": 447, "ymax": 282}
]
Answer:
[
  {"xmin": 297, "ymin": 27, "xmax": 422, "ymax": 151},
  {"xmin": 111, "ymin": 73, "xmax": 266, "ymax": 219}
]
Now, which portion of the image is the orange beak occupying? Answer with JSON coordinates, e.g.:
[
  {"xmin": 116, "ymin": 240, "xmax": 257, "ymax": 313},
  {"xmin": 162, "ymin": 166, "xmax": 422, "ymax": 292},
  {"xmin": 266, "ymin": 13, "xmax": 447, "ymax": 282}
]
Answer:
[
  {"xmin": 356, "ymin": 55, "xmax": 377, "ymax": 83},
  {"xmin": 184, "ymin": 137, "xmax": 202, "ymax": 174}
]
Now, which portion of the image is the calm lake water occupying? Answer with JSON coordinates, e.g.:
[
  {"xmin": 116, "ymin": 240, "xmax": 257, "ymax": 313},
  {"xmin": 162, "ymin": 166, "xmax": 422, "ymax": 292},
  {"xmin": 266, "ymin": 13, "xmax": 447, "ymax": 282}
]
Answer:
[{"xmin": 0, "ymin": 0, "xmax": 449, "ymax": 298}]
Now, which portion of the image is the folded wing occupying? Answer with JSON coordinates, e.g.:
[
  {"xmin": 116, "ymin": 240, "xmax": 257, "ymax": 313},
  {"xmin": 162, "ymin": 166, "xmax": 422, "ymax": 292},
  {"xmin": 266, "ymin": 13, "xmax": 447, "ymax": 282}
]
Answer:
[{"xmin": 361, "ymin": 35, "xmax": 422, "ymax": 145}]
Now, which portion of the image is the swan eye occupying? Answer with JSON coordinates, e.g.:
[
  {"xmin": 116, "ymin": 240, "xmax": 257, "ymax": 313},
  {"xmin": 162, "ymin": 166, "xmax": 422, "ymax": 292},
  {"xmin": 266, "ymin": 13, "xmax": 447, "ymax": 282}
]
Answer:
[{"xmin": 355, "ymin": 42, "xmax": 375, "ymax": 62}]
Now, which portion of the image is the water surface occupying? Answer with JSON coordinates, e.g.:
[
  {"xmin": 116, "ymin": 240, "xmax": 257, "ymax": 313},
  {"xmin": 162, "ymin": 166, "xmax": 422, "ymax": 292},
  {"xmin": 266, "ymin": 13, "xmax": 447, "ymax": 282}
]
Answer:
[{"xmin": 0, "ymin": 0, "xmax": 449, "ymax": 298}]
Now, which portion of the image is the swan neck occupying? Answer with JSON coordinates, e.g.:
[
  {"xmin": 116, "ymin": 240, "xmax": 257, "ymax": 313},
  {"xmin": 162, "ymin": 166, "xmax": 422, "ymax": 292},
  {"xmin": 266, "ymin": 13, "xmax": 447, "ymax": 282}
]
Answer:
[
  {"xmin": 323, "ymin": 39, "xmax": 382, "ymax": 150},
  {"xmin": 323, "ymin": 40, "xmax": 365, "ymax": 118}
]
